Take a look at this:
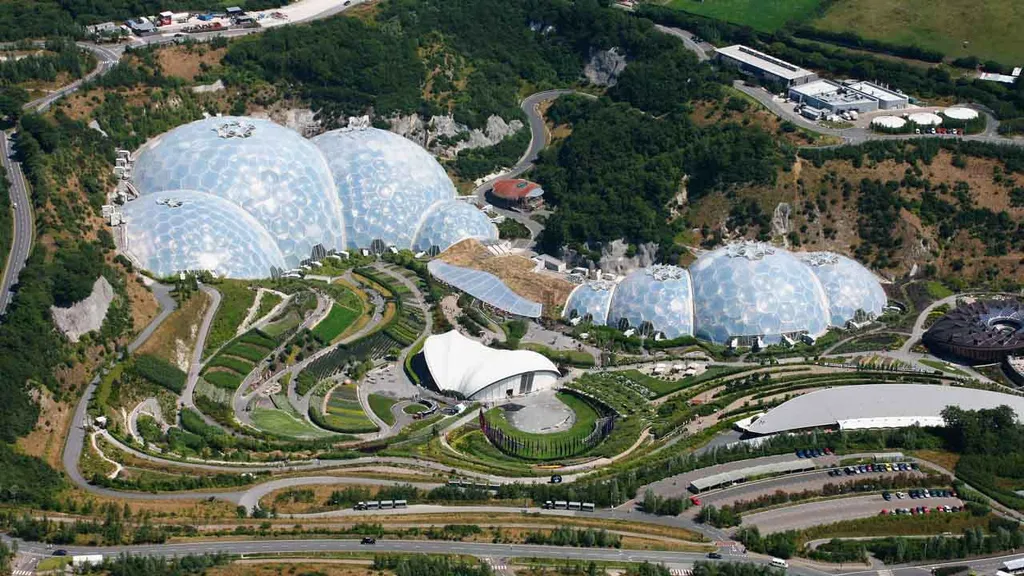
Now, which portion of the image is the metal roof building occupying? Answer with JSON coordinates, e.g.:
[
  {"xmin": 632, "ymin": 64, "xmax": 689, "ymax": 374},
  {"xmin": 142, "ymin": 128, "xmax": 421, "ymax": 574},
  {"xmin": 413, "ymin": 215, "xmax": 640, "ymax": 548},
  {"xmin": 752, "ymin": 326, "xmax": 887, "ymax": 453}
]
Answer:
[
  {"xmin": 690, "ymin": 459, "xmax": 815, "ymax": 492},
  {"xmin": 738, "ymin": 384, "xmax": 1024, "ymax": 436},
  {"xmin": 427, "ymin": 260, "xmax": 543, "ymax": 318},
  {"xmin": 715, "ymin": 45, "xmax": 817, "ymax": 86}
]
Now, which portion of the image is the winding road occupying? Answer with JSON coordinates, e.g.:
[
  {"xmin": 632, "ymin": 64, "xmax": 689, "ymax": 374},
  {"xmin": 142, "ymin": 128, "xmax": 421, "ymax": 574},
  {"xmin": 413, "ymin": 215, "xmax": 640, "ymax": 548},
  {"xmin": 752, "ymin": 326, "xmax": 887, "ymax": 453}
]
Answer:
[{"xmin": 0, "ymin": 131, "xmax": 32, "ymax": 316}]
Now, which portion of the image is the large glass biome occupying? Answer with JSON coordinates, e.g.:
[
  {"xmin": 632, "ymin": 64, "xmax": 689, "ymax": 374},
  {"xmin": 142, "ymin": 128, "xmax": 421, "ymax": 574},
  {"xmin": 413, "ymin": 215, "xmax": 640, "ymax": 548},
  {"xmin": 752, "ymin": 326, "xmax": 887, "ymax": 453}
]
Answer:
[
  {"xmin": 413, "ymin": 200, "xmax": 497, "ymax": 253},
  {"xmin": 122, "ymin": 191, "xmax": 286, "ymax": 279},
  {"xmin": 131, "ymin": 116, "xmax": 346, "ymax": 266},
  {"xmin": 313, "ymin": 127, "xmax": 457, "ymax": 250},
  {"xmin": 607, "ymin": 265, "xmax": 694, "ymax": 339},
  {"xmin": 563, "ymin": 280, "xmax": 616, "ymax": 324},
  {"xmin": 801, "ymin": 252, "xmax": 888, "ymax": 326},
  {"xmin": 690, "ymin": 241, "xmax": 830, "ymax": 344}
]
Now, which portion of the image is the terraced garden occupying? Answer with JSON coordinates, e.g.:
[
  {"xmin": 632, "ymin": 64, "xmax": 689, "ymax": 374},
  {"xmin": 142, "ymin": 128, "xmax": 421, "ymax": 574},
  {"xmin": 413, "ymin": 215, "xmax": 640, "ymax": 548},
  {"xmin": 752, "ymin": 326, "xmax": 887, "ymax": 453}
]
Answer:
[
  {"xmin": 201, "ymin": 330, "xmax": 277, "ymax": 391},
  {"xmin": 310, "ymin": 383, "xmax": 377, "ymax": 434}
]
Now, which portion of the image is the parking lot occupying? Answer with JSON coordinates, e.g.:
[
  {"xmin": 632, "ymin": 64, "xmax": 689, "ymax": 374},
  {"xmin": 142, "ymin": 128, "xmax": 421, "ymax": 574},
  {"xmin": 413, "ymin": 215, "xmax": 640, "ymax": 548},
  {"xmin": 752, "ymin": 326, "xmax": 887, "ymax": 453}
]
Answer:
[{"xmin": 742, "ymin": 493, "xmax": 964, "ymax": 533}]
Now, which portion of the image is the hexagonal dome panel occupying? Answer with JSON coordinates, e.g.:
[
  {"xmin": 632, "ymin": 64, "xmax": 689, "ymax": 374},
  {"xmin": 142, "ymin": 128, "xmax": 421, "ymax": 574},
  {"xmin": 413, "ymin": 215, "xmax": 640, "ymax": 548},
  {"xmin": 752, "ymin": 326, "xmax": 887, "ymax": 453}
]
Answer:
[
  {"xmin": 690, "ymin": 241, "xmax": 830, "ymax": 344},
  {"xmin": 412, "ymin": 200, "xmax": 498, "ymax": 253},
  {"xmin": 800, "ymin": 252, "xmax": 888, "ymax": 326},
  {"xmin": 132, "ymin": 116, "xmax": 346, "ymax": 266},
  {"xmin": 563, "ymin": 280, "xmax": 616, "ymax": 324},
  {"xmin": 607, "ymin": 265, "xmax": 694, "ymax": 339},
  {"xmin": 313, "ymin": 127, "xmax": 456, "ymax": 250},
  {"xmin": 122, "ymin": 190, "xmax": 286, "ymax": 279}
]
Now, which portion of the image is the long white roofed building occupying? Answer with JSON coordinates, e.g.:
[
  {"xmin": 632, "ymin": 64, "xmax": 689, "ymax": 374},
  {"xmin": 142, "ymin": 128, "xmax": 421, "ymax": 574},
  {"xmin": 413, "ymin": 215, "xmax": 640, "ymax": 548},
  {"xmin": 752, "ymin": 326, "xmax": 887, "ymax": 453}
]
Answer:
[{"xmin": 422, "ymin": 330, "xmax": 559, "ymax": 402}]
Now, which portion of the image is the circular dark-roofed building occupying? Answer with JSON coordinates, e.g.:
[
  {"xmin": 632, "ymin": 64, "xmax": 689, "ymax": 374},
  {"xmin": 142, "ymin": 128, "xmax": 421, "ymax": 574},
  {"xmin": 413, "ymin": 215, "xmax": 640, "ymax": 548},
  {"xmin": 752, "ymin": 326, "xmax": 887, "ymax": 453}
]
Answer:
[
  {"xmin": 923, "ymin": 300, "xmax": 1024, "ymax": 363},
  {"xmin": 489, "ymin": 179, "xmax": 544, "ymax": 210}
]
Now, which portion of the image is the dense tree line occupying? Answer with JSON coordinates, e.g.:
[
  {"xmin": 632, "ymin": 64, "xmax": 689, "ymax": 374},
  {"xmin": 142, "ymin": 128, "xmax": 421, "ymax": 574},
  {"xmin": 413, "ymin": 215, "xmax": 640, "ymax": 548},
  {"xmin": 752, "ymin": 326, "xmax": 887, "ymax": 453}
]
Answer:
[
  {"xmin": 534, "ymin": 97, "xmax": 786, "ymax": 258},
  {"xmin": 0, "ymin": 40, "xmax": 92, "ymax": 86},
  {"xmin": 941, "ymin": 406, "xmax": 1024, "ymax": 511},
  {"xmin": 525, "ymin": 526, "xmax": 621, "ymax": 548},
  {"xmin": 372, "ymin": 555, "xmax": 493, "ymax": 576}
]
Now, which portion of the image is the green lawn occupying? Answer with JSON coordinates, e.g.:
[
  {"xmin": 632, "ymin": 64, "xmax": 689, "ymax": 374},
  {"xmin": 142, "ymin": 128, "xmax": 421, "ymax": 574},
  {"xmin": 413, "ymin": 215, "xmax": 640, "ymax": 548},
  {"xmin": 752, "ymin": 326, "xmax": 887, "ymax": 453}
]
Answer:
[
  {"xmin": 262, "ymin": 310, "xmax": 302, "ymax": 338},
  {"xmin": 665, "ymin": 0, "xmax": 825, "ymax": 31},
  {"xmin": 627, "ymin": 366, "xmax": 744, "ymax": 398},
  {"xmin": 520, "ymin": 343, "xmax": 595, "ymax": 367},
  {"xmin": 919, "ymin": 358, "xmax": 969, "ymax": 377},
  {"xmin": 255, "ymin": 291, "xmax": 283, "ymax": 320},
  {"xmin": 203, "ymin": 280, "xmax": 256, "ymax": 358},
  {"xmin": 312, "ymin": 301, "xmax": 361, "ymax": 344},
  {"xmin": 812, "ymin": 0, "xmax": 1024, "ymax": 64},
  {"xmin": 924, "ymin": 281, "xmax": 955, "ymax": 300},
  {"xmin": 369, "ymin": 393, "xmax": 397, "ymax": 426},
  {"xmin": 404, "ymin": 403, "xmax": 428, "ymax": 415},
  {"xmin": 251, "ymin": 408, "xmax": 334, "ymax": 439}
]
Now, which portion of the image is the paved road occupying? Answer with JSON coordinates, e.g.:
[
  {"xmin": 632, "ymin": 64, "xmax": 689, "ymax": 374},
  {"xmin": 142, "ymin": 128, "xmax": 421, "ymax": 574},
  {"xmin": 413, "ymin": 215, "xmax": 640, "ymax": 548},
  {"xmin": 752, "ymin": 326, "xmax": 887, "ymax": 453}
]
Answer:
[
  {"xmin": 655, "ymin": 26, "xmax": 710, "ymax": 61},
  {"xmin": 743, "ymin": 494, "xmax": 963, "ymax": 534},
  {"xmin": 24, "ymin": 43, "xmax": 121, "ymax": 112},
  {"xmin": 127, "ymin": 281, "xmax": 177, "ymax": 354},
  {"xmin": 3, "ymin": 537, "xmax": 798, "ymax": 575},
  {"xmin": 0, "ymin": 131, "xmax": 32, "ymax": 316},
  {"xmin": 182, "ymin": 284, "xmax": 222, "ymax": 410}
]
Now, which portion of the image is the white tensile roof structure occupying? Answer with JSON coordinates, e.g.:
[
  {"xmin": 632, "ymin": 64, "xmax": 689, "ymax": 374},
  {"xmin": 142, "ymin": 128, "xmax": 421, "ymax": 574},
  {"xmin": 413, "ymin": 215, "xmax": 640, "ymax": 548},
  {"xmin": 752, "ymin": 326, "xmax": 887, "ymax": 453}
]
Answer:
[{"xmin": 422, "ymin": 330, "xmax": 559, "ymax": 398}]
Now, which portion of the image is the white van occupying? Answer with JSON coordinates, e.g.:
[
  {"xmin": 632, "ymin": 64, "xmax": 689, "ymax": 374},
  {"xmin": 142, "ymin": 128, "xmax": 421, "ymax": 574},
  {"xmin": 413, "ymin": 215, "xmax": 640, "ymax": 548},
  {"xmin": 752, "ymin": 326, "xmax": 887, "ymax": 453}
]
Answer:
[{"xmin": 770, "ymin": 558, "xmax": 789, "ymax": 569}]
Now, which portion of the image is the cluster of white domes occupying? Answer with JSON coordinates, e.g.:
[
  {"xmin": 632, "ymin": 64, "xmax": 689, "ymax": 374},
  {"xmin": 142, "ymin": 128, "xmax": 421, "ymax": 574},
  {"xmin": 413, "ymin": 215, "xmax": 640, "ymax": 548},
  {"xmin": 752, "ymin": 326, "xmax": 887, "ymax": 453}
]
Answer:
[
  {"xmin": 564, "ymin": 241, "xmax": 887, "ymax": 345},
  {"xmin": 124, "ymin": 116, "xmax": 497, "ymax": 278}
]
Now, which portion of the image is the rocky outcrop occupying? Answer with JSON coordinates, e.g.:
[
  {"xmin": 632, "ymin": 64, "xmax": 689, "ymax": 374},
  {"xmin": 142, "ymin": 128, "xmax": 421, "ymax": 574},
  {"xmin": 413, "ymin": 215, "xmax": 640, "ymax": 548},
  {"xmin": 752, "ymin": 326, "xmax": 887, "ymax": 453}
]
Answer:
[
  {"xmin": 584, "ymin": 47, "xmax": 627, "ymax": 87},
  {"xmin": 563, "ymin": 239, "xmax": 659, "ymax": 275},
  {"xmin": 51, "ymin": 277, "xmax": 114, "ymax": 343},
  {"xmin": 388, "ymin": 113, "xmax": 524, "ymax": 158}
]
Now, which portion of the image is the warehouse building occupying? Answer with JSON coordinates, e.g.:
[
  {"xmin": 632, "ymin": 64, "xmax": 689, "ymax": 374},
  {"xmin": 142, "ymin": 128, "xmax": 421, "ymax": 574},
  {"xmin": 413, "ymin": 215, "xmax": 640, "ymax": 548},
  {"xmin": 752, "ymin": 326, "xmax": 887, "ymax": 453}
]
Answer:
[
  {"xmin": 737, "ymin": 384, "xmax": 1024, "ymax": 436},
  {"xmin": 789, "ymin": 79, "xmax": 878, "ymax": 114},
  {"xmin": 715, "ymin": 45, "xmax": 817, "ymax": 87},
  {"xmin": 789, "ymin": 79, "xmax": 910, "ymax": 114}
]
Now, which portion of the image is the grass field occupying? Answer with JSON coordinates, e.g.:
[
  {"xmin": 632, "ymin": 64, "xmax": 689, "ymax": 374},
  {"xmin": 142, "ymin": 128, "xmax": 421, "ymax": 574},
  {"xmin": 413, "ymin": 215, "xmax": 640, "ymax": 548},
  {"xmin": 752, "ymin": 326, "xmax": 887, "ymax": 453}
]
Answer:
[
  {"xmin": 251, "ymin": 408, "xmax": 333, "ymax": 439},
  {"xmin": 255, "ymin": 291, "xmax": 283, "ymax": 320},
  {"xmin": 812, "ymin": 0, "xmax": 1024, "ymax": 64},
  {"xmin": 204, "ymin": 280, "xmax": 256, "ymax": 358},
  {"xmin": 482, "ymin": 392, "xmax": 602, "ymax": 459},
  {"xmin": 312, "ymin": 301, "xmax": 361, "ymax": 344},
  {"xmin": 665, "ymin": 0, "xmax": 824, "ymax": 31},
  {"xmin": 404, "ymin": 403, "xmax": 427, "ymax": 415},
  {"xmin": 520, "ymin": 343, "xmax": 595, "ymax": 367},
  {"xmin": 322, "ymin": 384, "xmax": 377, "ymax": 433},
  {"xmin": 368, "ymin": 393, "xmax": 397, "ymax": 426},
  {"xmin": 919, "ymin": 358, "xmax": 969, "ymax": 377}
]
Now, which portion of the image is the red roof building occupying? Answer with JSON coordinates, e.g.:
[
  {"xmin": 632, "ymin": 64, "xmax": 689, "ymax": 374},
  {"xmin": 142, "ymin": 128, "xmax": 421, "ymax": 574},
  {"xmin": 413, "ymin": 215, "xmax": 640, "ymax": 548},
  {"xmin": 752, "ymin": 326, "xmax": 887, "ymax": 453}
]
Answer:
[{"xmin": 490, "ymin": 179, "xmax": 544, "ymax": 209}]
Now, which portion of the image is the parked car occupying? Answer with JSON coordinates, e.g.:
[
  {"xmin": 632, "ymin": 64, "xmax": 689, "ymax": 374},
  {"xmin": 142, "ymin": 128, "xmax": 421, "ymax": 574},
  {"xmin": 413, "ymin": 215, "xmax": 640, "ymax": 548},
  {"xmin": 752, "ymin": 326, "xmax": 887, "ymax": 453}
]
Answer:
[
  {"xmin": 690, "ymin": 496, "xmax": 701, "ymax": 506},
  {"xmin": 361, "ymin": 537, "xmax": 377, "ymax": 545},
  {"xmin": 883, "ymin": 492, "xmax": 892, "ymax": 501}
]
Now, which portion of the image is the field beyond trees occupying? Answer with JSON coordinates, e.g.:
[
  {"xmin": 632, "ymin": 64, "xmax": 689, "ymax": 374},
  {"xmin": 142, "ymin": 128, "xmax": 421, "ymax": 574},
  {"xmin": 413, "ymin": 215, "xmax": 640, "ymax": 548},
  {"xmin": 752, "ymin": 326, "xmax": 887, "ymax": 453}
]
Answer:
[
  {"xmin": 664, "ymin": 0, "xmax": 824, "ymax": 31},
  {"xmin": 812, "ymin": 0, "xmax": 1024, "ymax": 64}
]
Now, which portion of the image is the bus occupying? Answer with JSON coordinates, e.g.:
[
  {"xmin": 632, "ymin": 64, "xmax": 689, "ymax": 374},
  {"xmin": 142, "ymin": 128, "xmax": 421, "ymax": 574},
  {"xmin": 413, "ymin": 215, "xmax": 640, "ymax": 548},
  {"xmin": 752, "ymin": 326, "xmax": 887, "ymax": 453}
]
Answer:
[
  {"xmin": 380, "ymin": 500, "xmax": 394, "ymax": 509},
  {"xmin": 554, "ymin": 501, "xmax": 568, "ymax": 510},
  {"xmin": 366, "ymin": 501, "xmax": 380, "ymax": 510},
  {"xmin": 394, "ymin": 500, "xmax": 408, "ymax": 509},
  {"xmin": 568, "ymin": 501, "xmax": 582, "ymax": 511},
  {"xmin": 582, "ymin": 503, "xmax": 595, "ymax": 512}
]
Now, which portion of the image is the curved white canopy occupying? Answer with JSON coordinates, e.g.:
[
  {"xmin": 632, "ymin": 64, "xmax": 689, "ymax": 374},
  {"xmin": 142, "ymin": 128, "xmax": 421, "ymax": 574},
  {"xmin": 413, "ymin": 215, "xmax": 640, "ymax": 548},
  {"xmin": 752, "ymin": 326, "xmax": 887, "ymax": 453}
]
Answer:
[{"xmin": 422, "ymin": 331, "xmax": 559, "ymax": 398}]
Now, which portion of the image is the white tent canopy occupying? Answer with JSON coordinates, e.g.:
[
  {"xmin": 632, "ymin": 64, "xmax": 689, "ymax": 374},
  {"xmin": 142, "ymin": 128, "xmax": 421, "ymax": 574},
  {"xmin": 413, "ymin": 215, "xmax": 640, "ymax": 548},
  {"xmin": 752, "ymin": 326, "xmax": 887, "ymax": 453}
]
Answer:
[{"xmin": 422, "ymin": 330, "xmax": 559, "ymax": 401}]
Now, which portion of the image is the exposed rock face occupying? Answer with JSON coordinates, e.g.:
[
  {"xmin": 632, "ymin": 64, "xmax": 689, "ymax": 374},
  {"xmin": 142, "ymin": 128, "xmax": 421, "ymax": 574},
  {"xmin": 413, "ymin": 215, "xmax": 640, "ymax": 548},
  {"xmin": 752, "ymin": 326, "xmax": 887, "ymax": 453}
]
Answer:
[
  {"xmin": 51, "ymin": 277, "xmax": 114, "ymax": 343},
  {"xmin": 562, "ymin": 239, "xmax": 659, "ymax": 275},
  {"xmin": 252, "ymin": 108, "xmax": 320, "ymax": 137},
  {"xmin": 584, "ymin": 47, "xmax": 627, "ymax": 87},
  {"xmin": 772, "ymin": 202, "xmax": 792, "ymax": 239},
  {"xmin": 388, "ymin": 113, "xmax": 524, "ymax": 158},
  {"xmin": 191, "ymin": 79, "xmax": 225, "ymax": 93}
]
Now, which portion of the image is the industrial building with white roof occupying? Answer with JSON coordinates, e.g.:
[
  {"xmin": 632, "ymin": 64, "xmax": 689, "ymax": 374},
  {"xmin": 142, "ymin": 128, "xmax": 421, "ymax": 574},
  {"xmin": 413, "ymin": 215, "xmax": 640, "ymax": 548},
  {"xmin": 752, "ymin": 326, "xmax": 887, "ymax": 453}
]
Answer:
[
  {"xmin": 714, "ymin": 45, "xmax": 818, "ymax": 87},
  {"xmin": 737, "ymin": 384, "xmax": 1024, "ymax": 437}
]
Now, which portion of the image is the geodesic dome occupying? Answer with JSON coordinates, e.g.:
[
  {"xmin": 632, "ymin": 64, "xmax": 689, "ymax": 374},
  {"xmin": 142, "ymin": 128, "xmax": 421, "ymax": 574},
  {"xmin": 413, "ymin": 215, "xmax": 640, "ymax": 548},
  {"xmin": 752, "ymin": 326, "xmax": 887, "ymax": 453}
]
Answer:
[
  {"xmin": 132, "ymin": 116, "xmax": 346, "ymax": 266},
  {"xmin": 607, "ymin": 265, "xmax": 694, "ymax": 339},
  {"xmin": 122, "ymin": 191, "xmax": 286, "ymax": 279},
  {"xmin": 801, "ymin": 252, "xmax": 887, "ymax": 327},
  {"xmin": 690, "ymin": 241, "xmax": 830, "ymax": 344},
  {"xmin": 313, "ymin": 127, "xmax": 457, "ymax": 250},
  {"xmin": 563, "ymin": 280, "xmax": 616, "ymax": 324},
  {"xmin": 412, "ymin": 200, "xmax": 497, "ymax": 253}
]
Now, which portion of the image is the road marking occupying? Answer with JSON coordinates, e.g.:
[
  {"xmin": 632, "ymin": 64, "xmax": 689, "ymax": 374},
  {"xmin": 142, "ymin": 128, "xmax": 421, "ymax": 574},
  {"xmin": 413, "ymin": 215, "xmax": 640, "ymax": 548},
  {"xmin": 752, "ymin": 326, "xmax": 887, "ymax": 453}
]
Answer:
[
  {"xmin": 879, "ymin": 570, "xmax": 894, "ymax": 576},
  {"xmin": 670, "ymin": 570, "xmax": 693, "ymax": 576}
]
